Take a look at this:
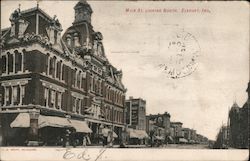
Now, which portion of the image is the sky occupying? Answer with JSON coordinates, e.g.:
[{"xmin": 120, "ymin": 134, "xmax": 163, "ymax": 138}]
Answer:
[{"xmin": 1, "ymin": 0, "xmax": 249, "ymax": 140}]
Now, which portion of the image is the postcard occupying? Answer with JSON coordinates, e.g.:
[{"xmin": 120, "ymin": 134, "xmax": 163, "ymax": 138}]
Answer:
[{"xmin": 0, "ymin": 0, "xmax": 249, "ymax": 161}]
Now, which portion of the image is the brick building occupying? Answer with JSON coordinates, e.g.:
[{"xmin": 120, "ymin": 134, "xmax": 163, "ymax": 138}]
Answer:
[
  {"xmin": 170, "ymin": 122, "xmax": 183, "ymax": 143},
  {"xmin": 146, "ymin": 112, "xmax": 171, "ymax": 143},
  {"xmin": 228, "ymin": 82, "xmax": 249, "ymax": 149},
  {"xmin": 125, "ymin": 97, "xmax": 146, "ymax": 130},
  {"xmin": 0, "ymin": 0, "xmax": 126, "ymax": 146},
  {"xmin": 213, "ymin": 125, "xmax": 229, "ymax": 149},
  {"xmin": 125, "ymin": 97, "xmax": 148, "ymax": 144}
]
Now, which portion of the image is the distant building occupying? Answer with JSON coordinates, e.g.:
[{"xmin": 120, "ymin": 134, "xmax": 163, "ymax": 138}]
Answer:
[
  {"xmin": 146, "ymin": 112, "xmax": 171, "ymax": 144},
  {"xmin": 125, "ymin": 97, "xmax": 146, "ymax": 130},
  {"xmin": 213, "ymin": 125, "xmax": 229, "ymax": 149},
  {"xmin": 125, "ymin": 97, "xmax": 148, "ymax": 144},
  {"xmin": 196, "ymin": 134, "xmax": 209, "ymax": 144},
  {"xmin": 170, "ymin": 122, "xmax": 183, "ymax": 143},
  {"xmin": 228, "ymin": 83, "xmax": 249, "ymax": 149},
  {"xmin": 182, "ymin": 128, "xmax": 192, "ymax": 141},
  {"xmin": 190, "ymin": 129, "xmax": 197, "ymax": 142}
]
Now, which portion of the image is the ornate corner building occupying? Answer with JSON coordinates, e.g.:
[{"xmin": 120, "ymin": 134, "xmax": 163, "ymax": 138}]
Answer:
[{"xmin": 0, "ymin": 0, "xmax": 127, "ymax": 146}]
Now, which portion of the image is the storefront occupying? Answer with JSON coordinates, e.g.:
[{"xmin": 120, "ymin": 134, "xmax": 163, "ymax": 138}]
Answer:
[
  {"xmin": 6, "ymin": 112, "xmax": 92, "ymax": 146},
  {"xmin": 127, "ymin": 128, "xmax": 149, "ymax": 145}
]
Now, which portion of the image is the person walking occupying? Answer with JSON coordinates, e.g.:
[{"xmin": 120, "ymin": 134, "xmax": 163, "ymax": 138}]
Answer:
[{"xmin": 82, "ymin": 136, "xmax": 87, "ymax": 147}]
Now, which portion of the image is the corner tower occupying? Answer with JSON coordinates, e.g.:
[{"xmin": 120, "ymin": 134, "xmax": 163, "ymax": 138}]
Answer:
[{"xmin": 74, "ymin": 0, "xmax": 93, "ymax": 24}]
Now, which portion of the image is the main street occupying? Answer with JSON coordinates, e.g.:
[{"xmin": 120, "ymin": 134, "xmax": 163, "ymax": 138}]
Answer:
[{"xmin": 73, "ymin": 144, "xmax": 210, "ymax": 149}]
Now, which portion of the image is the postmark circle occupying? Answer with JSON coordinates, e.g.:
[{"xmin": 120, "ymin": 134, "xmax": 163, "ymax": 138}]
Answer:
[{"xmin": 158, "ymin": 30, "xmax": 201, "ymax": 79}]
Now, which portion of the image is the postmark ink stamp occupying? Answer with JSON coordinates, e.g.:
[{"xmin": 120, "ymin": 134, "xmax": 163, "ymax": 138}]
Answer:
[{"xmin": 158, "ymin": 29, "xmax": 201, "ymax": 79}]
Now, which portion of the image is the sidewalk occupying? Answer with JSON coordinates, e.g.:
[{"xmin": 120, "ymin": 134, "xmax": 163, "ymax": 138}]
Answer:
[{"xmin": 75, "ymin": 144, "xmax": 148, "ymax": 148}]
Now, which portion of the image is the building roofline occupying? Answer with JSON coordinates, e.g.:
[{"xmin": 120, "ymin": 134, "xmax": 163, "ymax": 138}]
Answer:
[{"xmin": 20, "ymin": 6, "xmax": 54, "ymax": 21}]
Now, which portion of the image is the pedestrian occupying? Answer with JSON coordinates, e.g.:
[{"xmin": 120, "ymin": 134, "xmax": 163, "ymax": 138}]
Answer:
[{"xmin": 82, "ymin": 136, "xmax": 87, "ymax": 147}]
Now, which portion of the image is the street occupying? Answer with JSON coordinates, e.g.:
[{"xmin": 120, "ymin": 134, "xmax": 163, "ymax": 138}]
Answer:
[{"xmin": 72, "ymin": 144, "xmax": 210, "ymax": 149}]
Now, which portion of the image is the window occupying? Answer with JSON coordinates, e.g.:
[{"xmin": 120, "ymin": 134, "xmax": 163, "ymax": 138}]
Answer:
[
  {"xmin": 72, "ymin": 69, "xmax": 77, "ymax": 87},
  {"xmin": 80, "ymin": 99, "xmax": 85, "ymax": 114},
  {"xmin": 62, "ymin": 64, "xmax": 66, "ymax": 81},
  {"xmin": 8, "ymin": 53, "xmax": 13, "ymax": 74},
  {"xmin": 57, "ymin": 92, "xmax": 62, "ymax": 109},
  {"xmin": 90, "ymin": 76, "xmax": 94, "ymax": 91},
  {"xmin": 77, "ymin": 71, "xmax": 81, "ymax": 88},
  {"xmin": 54, "ymin": 30, "xmax": 58, "ymax": 44},
  {"xmin": 14, "ymin": 51, "xmax": 22, "ymax": 73},
  {"xmin": 81, "ymin": 76, "xmax": 86, "ymax": 91},
  {"xmin": 72, "ymin": 97, "xmax": 76, "ymax": 112},
  {"xmin": 48, "ymin": 90, "xmax": 51, "ymax": 107},
  {"xmin": 5, "ymin": 87, "xmax": 10, "ymax": 105},
  {"xmin": 76, "ymin": 99, "xmax": 81, "ymax": 114},
  {"xmin": 99, "ymin": 81, "xmax": 102, "ymax": 95},
  {"xmin": 56, "ymin": 61, "xmax": 61, "ymax": 79},
  {"xmin": 44, "ymin": 88, "xmax": 48, "ymax": 106},
  {"xmin": 50, "ymin": 90, "xmax": 55, "ymax": 108},
  {"xmin": 2, "ymin": 56, "xmax": 7, "ymax": 74},
  {"xmin": 13, "ymin": 86, "xmax": 20, "ymax": 105},
  {"xmin": 93, "ymin": 79, "xmax": 96, "ymax": 92},
  {"xmin": 49, "ymin": 58, "xmax": 53, "ymax": 76},
  {"xmin": 45, "ymin": 54, "xmax": 49, "ymax": 75}
]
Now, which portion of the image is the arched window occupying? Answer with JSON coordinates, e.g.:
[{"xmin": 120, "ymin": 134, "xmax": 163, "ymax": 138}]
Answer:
[
  {"xmin": 45, "ymin": 53, "xmax": 50, "ymax": 75},
  {"xmin": 62, "ymin": 64, "xmax": 66, "ymax": 81},
  {"xmin": 56, "ymin": 61, "xmax": 61, "ymax": 79},
  {"xmin": 77, "ymin": 71, "xmax": 81, "ymax": 88},
  {"xmin": 81, "ymin": 74, "xmax": 86, "ymax": 91},
  {"xmin": 49, "ymin": 57, "xmax": 53, "ymax": 76},
  {"xmin": 1, "ymin": 55, "xmax": 7, "ymax": 74},
  {"xmin": 7, "ymin": 53, "xmax": 13, "ymax": 74},
  {"xmin": 14, "ymin": 50, "xmax": 22, "ymax": 73}
]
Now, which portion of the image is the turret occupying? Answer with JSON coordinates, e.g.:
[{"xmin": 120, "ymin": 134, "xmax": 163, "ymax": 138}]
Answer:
[{"xmin": 73, "ymin": 0, "xmax": 93, "ymax": 24}]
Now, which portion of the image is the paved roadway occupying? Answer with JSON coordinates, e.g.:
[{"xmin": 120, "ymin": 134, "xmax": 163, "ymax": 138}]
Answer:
[{"xmin": 81, "ymin": 144, "xmax": 210, "ymax": 149}]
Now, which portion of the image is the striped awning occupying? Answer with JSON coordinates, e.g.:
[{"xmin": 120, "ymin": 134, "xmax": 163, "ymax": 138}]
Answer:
[
  {"xmin": 70, "ymin": 119, "xmax": 92, "ymax": 133},
  {"xmin": 101, "ymin": 128, "xmax": 118, "ymax": 138},
  {"xmin": 179, "ymin": 138, "xmax": 188, "ymax": 143},
  {"xmin": 155, "ymin": 135, "xmax": 165, "ymax": 140},
  {"xmin": 10, "ymin": 113, "xmax": 30, "ymax": 128},
  {"xmin": 10, "ymin": 113, "xmax": 92, "ymax": 133},
  {"xmin": 128, "ymin": 128, "xmax": 149, "ymax": 139},
  {"xmin": 38, "ymin": 115, "xmax": 72, "ymax": 128}
]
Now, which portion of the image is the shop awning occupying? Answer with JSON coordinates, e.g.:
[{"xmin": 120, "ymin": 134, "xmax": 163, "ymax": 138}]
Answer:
[
  {"xmin": 179, "ymin": 138, "xmax": 188, "ymax": 143},
  {"xmin": 11, "ymin": 114, "xmax": 92, "ymax": 133},
  {"xmin": 155, "ymin": 136, "xmax": 165, "ymax": 140},
  {"xmin": 70, "ymin": 119, "xmax": 92, "ymax": 133},
  {"xmin": 10, "ymin": 113, "xmax": 30, "ymax": 128},
  {"xmin": 38, "ymin": 115, "xmax": 72, "ymax": 128},
  {"xmin": 168, "ymin": 136, "xmax": 174, "ymax": 141},
  {"xmin": 101, "ymin": 128, "xmax": 118, "ymax": 138},
  {"xmin": 128, "ymin": 128, "xmax": 149, "ymax": 139}
]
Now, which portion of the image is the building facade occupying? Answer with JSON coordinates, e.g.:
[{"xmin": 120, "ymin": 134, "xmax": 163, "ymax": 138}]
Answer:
[
  {"xmin": 125, "ymin": 97, "xmax": 148, "ymax": 144},
  {"xmin": 213, "ymin": 126, "xmax": 229, "ymax": 149},
  {"xmin": 170, "ymin": 122, "xmax": 183, "ymax": 143},
  {"xmin": 125, "ymin": 97, "xmax": 146, "ymax": 130},
  {"xmin": 0, "ymin": 0, "xmax": 126, "ymax": 146},
  {"xmin": 228, "ymin": 83, "xmax": 249, "ymax": 149},
  {"xmin": 146, "ymin": 112, "xmax": 171, "ymax": 144}
]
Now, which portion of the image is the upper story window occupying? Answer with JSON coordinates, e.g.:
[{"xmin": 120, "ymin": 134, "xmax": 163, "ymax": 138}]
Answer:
[
  {"xmin": 1, "ymin": 50, "xmax": 24, "ymax": 76},
  {"xmin": 77, "ymin": 71, "xmax": 81, "ymax": 88},
  {"xmin": 1, "ymin": 80, "xmax": 27, "ymax": 106},
  {"xmin": 49, "ymin": 56, "xmax": 56, "ymax": 78},
  {"xmin": 1, "ymin": 55, "xmax": 7, "ymax": 74},
  {"xmin": 8, "ymin": 53, "xmax": 13, "ymax": 73},
  {"xmin": 14, "ymin": 50, "xmax": 22, "ymax": 73}
]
